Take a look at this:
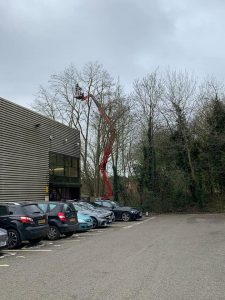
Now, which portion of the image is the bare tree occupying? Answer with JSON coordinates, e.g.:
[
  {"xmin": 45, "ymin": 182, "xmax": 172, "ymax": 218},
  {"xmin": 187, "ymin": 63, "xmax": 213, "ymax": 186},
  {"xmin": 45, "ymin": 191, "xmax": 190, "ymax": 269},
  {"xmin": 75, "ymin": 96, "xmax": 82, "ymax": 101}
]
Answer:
[{"xmin": 162, "ymin": 70, "xmax": 198, "ymax": 201}]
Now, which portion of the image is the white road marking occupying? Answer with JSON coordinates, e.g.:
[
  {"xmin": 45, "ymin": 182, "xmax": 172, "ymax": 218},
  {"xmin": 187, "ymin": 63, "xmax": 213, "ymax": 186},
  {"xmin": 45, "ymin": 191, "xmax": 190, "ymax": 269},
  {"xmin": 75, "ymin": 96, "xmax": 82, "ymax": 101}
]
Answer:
[
  {"xmin": 60, "ymin": 239, "xmax": 81, "ymax": 242},
  {"xmin": 4, "ymin": 249, "xmax": 52, "ymax": 252},
  {"xmin": 53, "ymin": 245, "xmax": 61, "ymax": 247},
  {"xmin": 0, "ymin": 264, "xmax": 9, "ymax": 267},
  {"xmin": 77, "ymin": 234, "xmax": 99, "ymax": 237},
  {"xmin": 16, "ymin": 256, "xmax": 25, "ymax": 258},
  {"xmin": 123, "ymin": 217, "xmax": 156, "ymax": 229},
  {"xmin": 123, "ymin": 225, "xmax": 133, "ymax": 229}
]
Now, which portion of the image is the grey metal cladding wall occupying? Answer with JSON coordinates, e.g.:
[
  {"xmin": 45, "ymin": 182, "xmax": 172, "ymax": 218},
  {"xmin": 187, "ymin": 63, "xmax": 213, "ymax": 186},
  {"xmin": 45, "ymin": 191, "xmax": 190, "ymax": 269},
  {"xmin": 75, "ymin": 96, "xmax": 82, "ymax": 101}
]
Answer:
[{"xmin": 0, "ymin": 97, "xmax": 80, "ymax": 202}]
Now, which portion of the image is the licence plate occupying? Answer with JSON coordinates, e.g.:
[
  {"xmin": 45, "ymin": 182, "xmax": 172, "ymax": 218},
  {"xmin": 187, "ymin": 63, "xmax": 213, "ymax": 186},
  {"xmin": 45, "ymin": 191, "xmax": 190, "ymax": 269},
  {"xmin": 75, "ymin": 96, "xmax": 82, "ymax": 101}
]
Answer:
[
  {"xmin": 70, "ymin": 218, "xmax": 76, "ymax": 222},
  {"xmin": 0, "ymin": 241, "xmax": 6, "ymax": 247},
  {"xmin": 38, "ymin": 219, "xmax": 46, "ymax": 225}
]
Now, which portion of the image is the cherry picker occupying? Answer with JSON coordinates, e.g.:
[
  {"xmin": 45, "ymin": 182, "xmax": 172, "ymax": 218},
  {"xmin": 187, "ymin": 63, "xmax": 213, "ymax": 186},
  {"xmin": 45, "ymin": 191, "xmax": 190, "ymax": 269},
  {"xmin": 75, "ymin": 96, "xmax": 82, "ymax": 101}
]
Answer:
[{"xmin": 75, "ymin": 84, "xmax": 115, "ymax": 199}]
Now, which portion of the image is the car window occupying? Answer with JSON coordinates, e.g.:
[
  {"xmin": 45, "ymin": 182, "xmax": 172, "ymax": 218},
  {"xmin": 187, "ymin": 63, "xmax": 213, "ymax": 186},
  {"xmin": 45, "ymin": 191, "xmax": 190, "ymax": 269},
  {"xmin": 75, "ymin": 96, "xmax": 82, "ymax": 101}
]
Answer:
[
  {"xmin": 73, "ymin": 203, "xmax": 85, "ymax": 211},
  {"xmin": 102, "ymin": 201, "xmax": 112, "ymax": 208},
  {"xmin": 111, "ymin": 201, "xmax": 120, "ymax": 208},
  {"xmin": 0, "ymin": 205, "xmax": 8, "ymax": 216},
  {"xmin": 63, "ymin": 204, "xmax": 72, "ymax": 212},
  {"xmin": 38, "ymin": 203, "xmax": 48, "ymax": 213},
  {"xmin": 49, "ymin": 204, "xmax": 58, "ymax": 211},
  {"xmin": 8, "ymin": 205, "xmax": 22, "ymax": 215},
  {"xmin": 23, "ymin": 205, "xmax": 41, "ymax": 214},
  {"xmin": 95, "ymin": 201, "xmax": 102, "ymax": 206}
]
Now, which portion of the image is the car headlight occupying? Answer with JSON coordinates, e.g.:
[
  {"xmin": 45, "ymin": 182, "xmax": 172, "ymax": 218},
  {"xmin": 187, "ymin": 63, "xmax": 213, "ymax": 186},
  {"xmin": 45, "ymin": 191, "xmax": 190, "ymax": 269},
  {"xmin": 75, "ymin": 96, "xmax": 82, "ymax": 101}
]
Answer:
[{"xmin": 131, "ymin": 210, "xmax": 137, "ymax": 213}]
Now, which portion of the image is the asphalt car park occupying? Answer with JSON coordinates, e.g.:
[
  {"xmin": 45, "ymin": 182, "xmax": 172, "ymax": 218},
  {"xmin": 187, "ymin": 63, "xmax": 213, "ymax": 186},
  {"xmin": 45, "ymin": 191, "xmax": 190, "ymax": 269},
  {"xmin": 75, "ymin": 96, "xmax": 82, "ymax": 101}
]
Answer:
[
  {"xmin": 2, "ymin": 214, "xmax": 225, "ymax": 300},
  {"xmin": 0, "ymin": 217, "xmax": 149, "ymax": 266}
]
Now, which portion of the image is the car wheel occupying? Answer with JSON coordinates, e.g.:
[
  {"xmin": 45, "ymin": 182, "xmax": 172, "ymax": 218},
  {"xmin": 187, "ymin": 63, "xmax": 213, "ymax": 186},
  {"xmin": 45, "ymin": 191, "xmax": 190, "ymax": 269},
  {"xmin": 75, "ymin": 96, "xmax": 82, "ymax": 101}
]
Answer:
[
  {"xmin": 121, "ymin": 212, "xmax": 131, "ymax": 222},
  {"xmin": 8, "ymin": 229, "xmax": 21, "ymax": 249},
  {"xmin": 91, "ymin": 217, "xmax": 98, "ymax": 229},
  {"xmin": 47, "ymin": 226, "xmax": 60, "ymax": 240},
  {"xmin": 64, "ymin": 232, "xmax": 74, "ymax": 237},
  {"xmin": 28, "ymin": 238, "xmax": 42, "ymax": 244}
]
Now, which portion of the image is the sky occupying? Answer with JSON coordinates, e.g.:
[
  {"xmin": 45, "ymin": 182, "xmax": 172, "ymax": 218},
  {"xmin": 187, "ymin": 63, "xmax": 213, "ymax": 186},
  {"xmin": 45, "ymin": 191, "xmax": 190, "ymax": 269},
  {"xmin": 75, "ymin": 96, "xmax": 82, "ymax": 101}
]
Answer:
[{"xmin": 1, "ymin": 0, "xmax": 225, "ymax": 108}]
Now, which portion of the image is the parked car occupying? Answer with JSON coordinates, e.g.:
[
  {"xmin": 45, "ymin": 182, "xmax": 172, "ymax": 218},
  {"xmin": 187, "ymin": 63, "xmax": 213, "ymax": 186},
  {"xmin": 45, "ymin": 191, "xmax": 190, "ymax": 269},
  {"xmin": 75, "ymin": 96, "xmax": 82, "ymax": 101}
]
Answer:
[
  {"xmin": 78, "ymin": 201, "xmax": 115, "ymax": 222},
  {"xmin": 37, "ymin": 202, "xmax": 78, "ymax": 240},
  {"xmin": 70, "ymin": 202, "xmax": 110, "ymax": 228},
  {"xmin": 0, "ymin": 202, "xmax": 49, "ymax": 249},
  {"xmin": 94, "ymin": 200, "xmax": 142, "ymax": 222},
  {"xmin": 77, "ymin": 212, "xmax": 93, "ymax": 232},
  {"xmin": 0, "ymin": 228, "xmax": 8, "ymax": 250}
]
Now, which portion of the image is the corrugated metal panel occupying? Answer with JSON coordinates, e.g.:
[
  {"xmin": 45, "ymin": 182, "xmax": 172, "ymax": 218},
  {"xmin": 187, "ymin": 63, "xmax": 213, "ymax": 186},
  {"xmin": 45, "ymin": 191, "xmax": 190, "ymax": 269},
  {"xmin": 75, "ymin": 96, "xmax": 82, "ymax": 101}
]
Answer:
[{"xmin": 0, "ymin": 97, "xmax": 80, "ymax": 202}]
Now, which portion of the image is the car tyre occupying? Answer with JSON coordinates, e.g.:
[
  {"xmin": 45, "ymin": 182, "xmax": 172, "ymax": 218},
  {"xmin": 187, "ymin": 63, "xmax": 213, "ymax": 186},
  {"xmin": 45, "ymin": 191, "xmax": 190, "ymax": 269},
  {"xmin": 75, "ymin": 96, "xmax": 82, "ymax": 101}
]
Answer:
[
  {"xmin": 91, "ymin": 217, "xmax": 98, "ymax": 229},
  {"xmin": 121, "ymin": 212, "xmax": 131, "ymax": 222},
  {"xmin": 8, "ymin": 229, "xmax": 21, "ymax": 249},
  {"xmin": 64, "ymin": 232, "xmax": 74, "ymax": 237},
  {"xmin": 47, "ymin": 225, "xmax": 60, "ymax": 240}
]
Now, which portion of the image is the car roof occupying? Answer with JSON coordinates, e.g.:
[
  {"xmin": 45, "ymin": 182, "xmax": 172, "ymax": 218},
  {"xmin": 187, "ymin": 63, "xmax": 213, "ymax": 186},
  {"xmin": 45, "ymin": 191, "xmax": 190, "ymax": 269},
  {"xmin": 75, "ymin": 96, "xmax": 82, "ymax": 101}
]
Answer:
[
  {"xmin": 36, "ymin": 201, "xmax": 61, "ymax": 205},
  {"xmin": 1, "ymin": 201, "xmax": 39, "ymax": 206}
]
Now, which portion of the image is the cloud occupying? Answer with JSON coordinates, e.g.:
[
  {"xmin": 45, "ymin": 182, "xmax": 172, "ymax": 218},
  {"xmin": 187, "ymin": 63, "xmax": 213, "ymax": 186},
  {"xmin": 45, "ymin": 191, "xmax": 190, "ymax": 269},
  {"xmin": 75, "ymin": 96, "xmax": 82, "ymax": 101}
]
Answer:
[{"xmin": 0, "ymin": 0, "xmax": 225, "ymax": 106}]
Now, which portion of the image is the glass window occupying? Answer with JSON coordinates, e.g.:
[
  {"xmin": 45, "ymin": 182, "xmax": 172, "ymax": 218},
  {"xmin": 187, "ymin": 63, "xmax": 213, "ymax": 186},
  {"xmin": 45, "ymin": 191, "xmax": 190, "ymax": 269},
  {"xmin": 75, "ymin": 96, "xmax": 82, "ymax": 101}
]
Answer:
[
  {"xmin": 38, "ymin": 203, "xmax": 48, "ymax": 213},
  {"xmin": 102, "ymin": 201, "xmax": 113, "ymax": 208},
  {"xmin": 72, "ymin": 157, "xmax": 77, "ymax": 167},
  {"xmin": 8, "ymin": 205, "xmax": 22, "ymax": 215},
  {"xmin": 23, "ymin": 205, "xmax": 41, "ymax": 214},
  {"xmin": 54, "ymin": 154, "xmax": 64, "ymax": 176},
  {"xmin": 49, "ymin": 204, "xmax": 57, "ymax": 211},
  {"xmin": 65, "ymin": 156, "xmax": 71, "ymax": 167},
  {"xmin": 0, "ymin": 205, "xmax": 8, "ymax": 216},
  {"xmin": 49, "ymin": 152, "xmax": 78, "ymax": 178}
]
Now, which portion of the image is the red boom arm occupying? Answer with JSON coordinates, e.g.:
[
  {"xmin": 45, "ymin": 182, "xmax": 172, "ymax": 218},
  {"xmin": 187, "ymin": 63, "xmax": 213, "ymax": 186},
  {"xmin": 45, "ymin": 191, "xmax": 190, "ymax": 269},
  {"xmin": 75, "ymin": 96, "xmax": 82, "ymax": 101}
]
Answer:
[{"xmin": 75, "ymin": 84, "xmax": 115, "ymax": 198}]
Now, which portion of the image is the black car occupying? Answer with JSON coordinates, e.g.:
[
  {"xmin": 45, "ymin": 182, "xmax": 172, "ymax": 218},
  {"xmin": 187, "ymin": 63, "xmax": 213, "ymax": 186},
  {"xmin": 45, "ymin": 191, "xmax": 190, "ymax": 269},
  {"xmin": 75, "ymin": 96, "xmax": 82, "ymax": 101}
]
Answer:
[
  {"xmin": 94, "ymin": 200, "xmax": 142, "ymax": 222},
  {"xmin": 37, "ymin": 202, "xmax": 78, "ymax": 240},
  {"xmin": 0, "ymin": 202, "xmax": 49, "ymax": 249},
  {"xmin": 0, "ymin": 228, "xmax": 8, "ymax": 250}
]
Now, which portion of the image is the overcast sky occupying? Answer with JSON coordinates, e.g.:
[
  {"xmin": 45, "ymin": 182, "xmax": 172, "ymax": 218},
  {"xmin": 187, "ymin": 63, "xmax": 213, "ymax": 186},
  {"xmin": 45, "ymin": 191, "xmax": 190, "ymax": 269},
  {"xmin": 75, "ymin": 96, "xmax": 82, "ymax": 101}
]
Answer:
[{"xmin": 1, "ymin": 0, "xmax": 225, "ymax": 107}]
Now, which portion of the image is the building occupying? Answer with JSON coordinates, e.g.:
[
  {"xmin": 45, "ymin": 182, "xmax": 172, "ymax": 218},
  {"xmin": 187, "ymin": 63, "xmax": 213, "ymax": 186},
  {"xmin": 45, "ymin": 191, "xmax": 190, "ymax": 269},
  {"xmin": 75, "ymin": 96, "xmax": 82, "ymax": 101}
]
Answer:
[{"xmin": 0, "ymin": 97, "xmax": 80, "ymax": 202}]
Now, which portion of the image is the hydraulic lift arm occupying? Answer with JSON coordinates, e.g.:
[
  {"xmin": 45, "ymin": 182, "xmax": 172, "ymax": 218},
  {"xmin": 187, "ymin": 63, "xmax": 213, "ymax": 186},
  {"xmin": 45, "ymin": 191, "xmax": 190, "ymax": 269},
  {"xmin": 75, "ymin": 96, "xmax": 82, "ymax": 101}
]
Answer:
[{"xmin": 75, "ymin": 84, "xmax": 115, "ymax": 198}]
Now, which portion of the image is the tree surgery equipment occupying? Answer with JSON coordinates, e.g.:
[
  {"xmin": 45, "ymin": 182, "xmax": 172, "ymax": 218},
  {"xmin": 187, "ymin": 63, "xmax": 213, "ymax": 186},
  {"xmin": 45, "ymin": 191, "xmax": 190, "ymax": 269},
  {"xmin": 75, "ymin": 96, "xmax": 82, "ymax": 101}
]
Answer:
[{"xmin": 75, "ymin": 84, "xmax": 115, "ymax": 198}]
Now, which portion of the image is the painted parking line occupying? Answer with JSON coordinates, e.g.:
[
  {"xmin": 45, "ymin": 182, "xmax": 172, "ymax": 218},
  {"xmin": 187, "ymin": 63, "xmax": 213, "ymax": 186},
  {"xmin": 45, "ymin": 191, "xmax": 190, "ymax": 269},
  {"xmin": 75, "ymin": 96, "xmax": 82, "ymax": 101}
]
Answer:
[
  {"xmin": 3, "ymin": 249, "xmax": 52, "ymax": 252},
  {"xmin": 59, "ymin": 239, "xmax": 81, "ymax": 242},
  {"xmin": 0, "ymin": 264, "xmax": 9, "ymax": 267},
  {"xmin": 76, "ymin": 233, "xmax": 99, "ymax": 237},
  {"xmin": 123, "ymin": 217, "xmax": 156, "ymax": 229}
]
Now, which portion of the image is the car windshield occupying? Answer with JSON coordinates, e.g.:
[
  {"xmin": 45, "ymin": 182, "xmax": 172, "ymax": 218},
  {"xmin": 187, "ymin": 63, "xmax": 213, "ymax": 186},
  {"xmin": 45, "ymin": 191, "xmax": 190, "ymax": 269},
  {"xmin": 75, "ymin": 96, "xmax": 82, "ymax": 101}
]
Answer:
[
  {"xmin": 23, "ymin": 204, "xmax": 41, "ymax": 214},
  {"xmin": 80, "ymin": 202, "xmax": 95, "ymax": 210},
  {"xmin": 73, "ymin": 203, "xmax": 86, "ymax": 211},
  {"xmin": 111, "ymin": 201, "xmax": 120, "ymax": 208}
]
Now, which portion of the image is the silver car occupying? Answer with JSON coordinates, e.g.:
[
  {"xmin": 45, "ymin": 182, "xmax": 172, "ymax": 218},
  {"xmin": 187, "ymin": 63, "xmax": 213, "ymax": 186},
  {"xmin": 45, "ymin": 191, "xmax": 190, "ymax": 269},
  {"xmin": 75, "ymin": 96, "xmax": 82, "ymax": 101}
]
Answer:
[
  {"xmin": 78, "ymin": 201, "xmax": 115, "ymax": 222},
  {"xmin": 72, "ymin": 202, "xmax": 111, "ymax": 228},
  {"xmin": 0, "ymin": 228, "xmax": 8, "ymax": 250}
]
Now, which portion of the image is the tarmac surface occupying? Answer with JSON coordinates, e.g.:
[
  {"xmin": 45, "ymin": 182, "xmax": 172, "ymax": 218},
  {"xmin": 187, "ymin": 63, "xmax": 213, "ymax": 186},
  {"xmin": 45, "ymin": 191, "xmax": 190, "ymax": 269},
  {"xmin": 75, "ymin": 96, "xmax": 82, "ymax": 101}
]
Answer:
[{"xmin": 1, "ymin": 214, "xmax": 225, "ymax": 300}]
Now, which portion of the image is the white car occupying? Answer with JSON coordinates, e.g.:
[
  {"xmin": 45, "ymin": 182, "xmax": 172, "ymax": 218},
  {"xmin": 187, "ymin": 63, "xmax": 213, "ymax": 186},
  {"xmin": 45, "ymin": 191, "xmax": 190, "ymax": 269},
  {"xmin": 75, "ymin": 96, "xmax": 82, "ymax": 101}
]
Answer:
[{"xmin": 0, "ymin": 228, "xmax": 8, "ymax": 250}]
